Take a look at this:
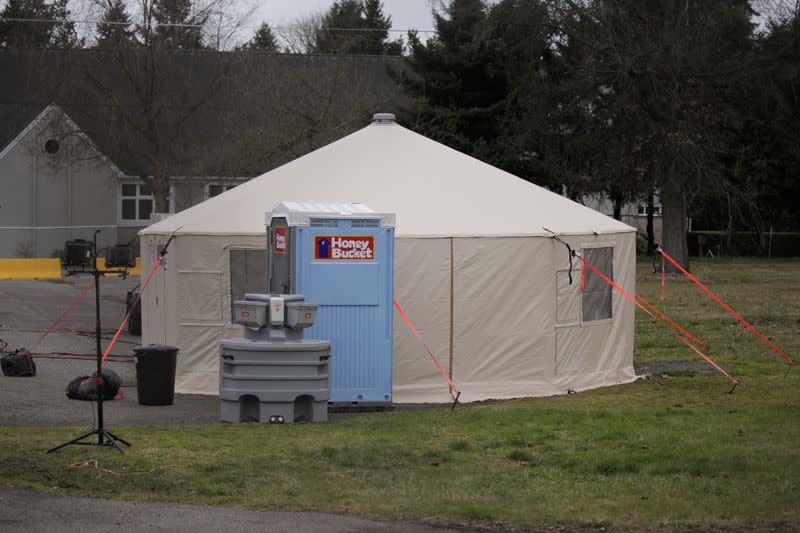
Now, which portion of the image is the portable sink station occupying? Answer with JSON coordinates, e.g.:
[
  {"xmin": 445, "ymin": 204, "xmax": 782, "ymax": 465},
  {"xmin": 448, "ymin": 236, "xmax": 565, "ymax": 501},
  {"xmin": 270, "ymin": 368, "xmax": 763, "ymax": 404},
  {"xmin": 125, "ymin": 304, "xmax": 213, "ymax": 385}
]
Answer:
[
  {"xmin": 266, "ymin": 202, "xmax": 395, "ymax": 404},
  {"xmin": 220, "ymin": 293, "xmax": 330, "ymax": 423}
]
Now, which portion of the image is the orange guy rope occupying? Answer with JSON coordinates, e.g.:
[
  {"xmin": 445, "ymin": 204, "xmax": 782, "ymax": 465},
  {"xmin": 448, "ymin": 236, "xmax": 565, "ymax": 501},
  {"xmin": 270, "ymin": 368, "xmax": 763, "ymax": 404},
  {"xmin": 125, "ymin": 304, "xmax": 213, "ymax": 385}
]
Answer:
[
  {"xmin": 576, "ymin": 254, "xmax": 708, "ymax": 350},
  {"xmin": 575, "ymin": 253, "xmax": 734, "ymax": 385},
  {"xmin": 31, "ymin": 279, "xmax": 96, "ymax": 350},
  {"xmin": 100, "ymin": 257, "xmax": 162, "ymax": 366},
  {"xmin": 70, "ymin": 459, "xmax": 177, "ymax": 477},
  {"xmin": 659, "ymin": 247, "xmax": 795, "ymax": 365},
  {"xmin": 668, "ymin": 329, "xmax": 739, "ymax": 386},
  {"xmin": 393, "ymin": 299, "xmax": 461, "ymax": 405},
  {"xmin": 634, "ymin": 293, "xmax": 709, "ymax": 350},
  {"xmin": 580, "ymin": 260, "xmax": 586, "ymax": 292},
  {"xmin": 573, "ymin": 255, "xmax": 656, "ymax": 320}
]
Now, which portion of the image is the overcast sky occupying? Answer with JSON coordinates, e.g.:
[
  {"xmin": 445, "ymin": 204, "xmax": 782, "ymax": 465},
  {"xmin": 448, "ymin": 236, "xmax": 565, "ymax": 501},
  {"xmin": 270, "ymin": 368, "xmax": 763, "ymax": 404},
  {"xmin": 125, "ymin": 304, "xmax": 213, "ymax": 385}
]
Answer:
[
  {"xmin": 0, "ymin": 0, "xmax": 441, "ymax": 47},
  {"xmin": 253, "ymin": 0, "xmax": 438, "ymax": 34}
]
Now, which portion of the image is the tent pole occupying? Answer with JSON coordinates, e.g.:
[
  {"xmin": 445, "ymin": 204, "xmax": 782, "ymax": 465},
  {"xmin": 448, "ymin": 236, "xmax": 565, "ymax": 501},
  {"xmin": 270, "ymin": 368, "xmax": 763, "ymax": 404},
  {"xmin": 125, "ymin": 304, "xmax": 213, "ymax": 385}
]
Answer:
[{"xmin": 448, "ymin": 237, "xmax": 454, "ymax": 383}]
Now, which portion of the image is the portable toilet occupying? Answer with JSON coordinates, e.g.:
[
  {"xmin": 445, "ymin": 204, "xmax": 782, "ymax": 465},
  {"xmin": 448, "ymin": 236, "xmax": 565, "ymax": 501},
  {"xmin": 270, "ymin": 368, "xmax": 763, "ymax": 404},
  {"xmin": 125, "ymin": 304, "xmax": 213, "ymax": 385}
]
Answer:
[{"xmin": 265, "ymin": 202, "xmax": 395, "ymax": 404}]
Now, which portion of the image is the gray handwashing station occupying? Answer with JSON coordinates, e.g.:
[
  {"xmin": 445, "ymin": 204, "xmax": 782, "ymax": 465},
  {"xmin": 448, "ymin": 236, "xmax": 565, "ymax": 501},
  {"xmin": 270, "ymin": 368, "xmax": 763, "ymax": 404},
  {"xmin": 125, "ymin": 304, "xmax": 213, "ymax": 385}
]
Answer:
[{"xmin": 219, "ymin": 293, "xmax": 330, "ymax": 423}]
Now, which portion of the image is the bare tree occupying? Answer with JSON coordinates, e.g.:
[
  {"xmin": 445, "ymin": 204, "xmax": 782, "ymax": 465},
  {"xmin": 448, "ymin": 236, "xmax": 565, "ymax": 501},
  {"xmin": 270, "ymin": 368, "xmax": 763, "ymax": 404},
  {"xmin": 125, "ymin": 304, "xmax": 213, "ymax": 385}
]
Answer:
[
  {"xmin": 275, "ymin": 12, "xmax": 324, "ymax": 54},
  {"xmin": 49, "ymin": 0, "xmax": 257, "ymax": 212},
  {"xmin": 15, "ymin": 240, "xmax": 35, "ymax": 258},
  {"xmin": 753, "ymin": 0, "xmax": 800, "ymax": 24},
  {"xmin": 206, "ymin": 53, "xmax": 408, "ymax": 175},
  {"xmin": 201, "ymin": 0, "xmax": 258, "ymax": 51},
  {"xmin": 16, "ymin": 2, "xmax": 405, "ymax": 216},
  {"xmin": 23, "ymin": 105, "xmax": 119, "ymax": 180}
]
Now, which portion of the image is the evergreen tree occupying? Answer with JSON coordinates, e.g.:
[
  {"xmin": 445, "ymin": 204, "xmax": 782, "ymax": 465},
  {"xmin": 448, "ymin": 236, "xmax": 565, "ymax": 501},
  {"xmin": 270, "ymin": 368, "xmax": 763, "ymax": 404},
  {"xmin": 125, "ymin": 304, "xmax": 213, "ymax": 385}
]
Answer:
[
  {"xmin": 395, "ymin": 0, "xmax": 509, "ymax": 161},
  {"xmin": 363, "ymin": 0, "xmax": 401, "ymax": 54},
  {"xmin": 739, "ymin": 14, "xmax": 800, "ymax": 232},
  {"xmin": 0, "ymin": 0, "xmax": 80, "ymax": 49},
  {"xmin": 248, "ymin": 22, "xmax": 278, "ymax": 51},
  {"xmin": 50, "ymin": 0, "xmax": 82, "ymax": 48},
  {"xmin": 315, "ymin": 0, "xmax": 360, "ymax": 53},
  {"xmin": 153, "ymin": 0, "xmax": 205, "ymax": 50},
  {"xmin": 314, "ymin": 0, "xmax": 401, "ymax": 55},
  {"xmin": 96, "ymin": 0, "xmax": 135, "ymax": 49},
  {"xmin": 483, "ymin": 0, "xmax": 558, "ymax": 187},
  {"xmin": 0, "ymin": 0, "xmax": 49, "ymax": 48}
]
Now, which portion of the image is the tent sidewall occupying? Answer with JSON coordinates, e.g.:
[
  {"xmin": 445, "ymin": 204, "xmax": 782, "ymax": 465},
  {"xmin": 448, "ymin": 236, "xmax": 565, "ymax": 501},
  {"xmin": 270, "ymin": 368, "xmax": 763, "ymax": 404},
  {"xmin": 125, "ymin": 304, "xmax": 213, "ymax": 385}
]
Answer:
[{"xmin": 141, "ymin": 231, "xmax": 636, "ymax": 401}]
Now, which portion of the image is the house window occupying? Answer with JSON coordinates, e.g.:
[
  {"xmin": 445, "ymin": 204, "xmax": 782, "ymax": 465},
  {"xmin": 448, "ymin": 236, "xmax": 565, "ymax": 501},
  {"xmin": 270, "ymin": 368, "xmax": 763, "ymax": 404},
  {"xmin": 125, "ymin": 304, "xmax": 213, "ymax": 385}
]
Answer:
[
  {"xmin": 582, "ymin": 247, "xmax": 613, "ymax": 323},
  {"xmin": 205, "ymin": 183, "xmax": 237, "ymax": 199},
  {"xmin": 637, "ymin": 205, "xmax": 661, "ymax": 216},
  {"xmin": 121, "ymin": 184, "xmax": 154, "ymax": 222}
]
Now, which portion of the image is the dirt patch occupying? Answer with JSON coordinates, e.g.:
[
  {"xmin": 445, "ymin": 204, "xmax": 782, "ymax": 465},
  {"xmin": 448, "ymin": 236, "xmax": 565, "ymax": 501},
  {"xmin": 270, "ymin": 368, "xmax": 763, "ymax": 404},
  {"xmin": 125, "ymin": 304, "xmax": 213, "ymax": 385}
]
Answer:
[{"xmin": 634, "ymin": 360, "xmax": 721, "ymax": 376}]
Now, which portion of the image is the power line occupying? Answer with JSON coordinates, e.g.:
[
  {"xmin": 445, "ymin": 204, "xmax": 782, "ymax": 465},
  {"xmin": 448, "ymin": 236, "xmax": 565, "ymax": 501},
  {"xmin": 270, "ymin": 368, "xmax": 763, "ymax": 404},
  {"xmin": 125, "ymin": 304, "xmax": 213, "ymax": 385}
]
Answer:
[
  {"xmin": 1, "ymin": 17, "xmax": 204, "ymax": 28},
  {"xmin": 0, "ymin": 17, "xmax": 436, "ymax": 34}
]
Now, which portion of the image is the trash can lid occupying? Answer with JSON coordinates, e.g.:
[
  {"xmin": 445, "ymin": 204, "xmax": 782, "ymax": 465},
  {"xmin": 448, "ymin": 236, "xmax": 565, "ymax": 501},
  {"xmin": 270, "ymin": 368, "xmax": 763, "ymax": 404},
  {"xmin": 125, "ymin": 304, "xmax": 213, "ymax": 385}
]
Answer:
[{"xmin": 133, "ymin": 344, "xmax": 179, "ymax": 355}]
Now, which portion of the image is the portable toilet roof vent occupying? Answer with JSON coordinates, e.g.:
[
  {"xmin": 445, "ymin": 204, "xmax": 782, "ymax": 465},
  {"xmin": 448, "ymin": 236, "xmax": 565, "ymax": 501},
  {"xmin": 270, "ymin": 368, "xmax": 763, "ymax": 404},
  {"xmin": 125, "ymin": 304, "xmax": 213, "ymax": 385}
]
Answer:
[{"xmin": 266, "ymin": 201, "xmax": 395, "ymax": 228}]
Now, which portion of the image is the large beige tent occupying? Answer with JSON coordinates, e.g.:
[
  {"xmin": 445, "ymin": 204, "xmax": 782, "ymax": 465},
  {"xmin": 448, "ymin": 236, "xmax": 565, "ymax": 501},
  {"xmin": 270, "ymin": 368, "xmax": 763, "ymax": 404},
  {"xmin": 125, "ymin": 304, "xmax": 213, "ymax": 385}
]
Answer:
[{"xmin": 140, "ymin": 115, "xmax": 637, "ymax": 403}]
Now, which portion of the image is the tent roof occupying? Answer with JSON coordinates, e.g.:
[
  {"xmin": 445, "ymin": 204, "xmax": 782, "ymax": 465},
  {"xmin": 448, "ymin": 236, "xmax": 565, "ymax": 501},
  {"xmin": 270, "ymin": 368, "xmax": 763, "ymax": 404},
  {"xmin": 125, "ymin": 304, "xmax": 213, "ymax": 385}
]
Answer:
[{"xmin": 141, "ymin": 120, "xmax": 634, "ymax": 238}]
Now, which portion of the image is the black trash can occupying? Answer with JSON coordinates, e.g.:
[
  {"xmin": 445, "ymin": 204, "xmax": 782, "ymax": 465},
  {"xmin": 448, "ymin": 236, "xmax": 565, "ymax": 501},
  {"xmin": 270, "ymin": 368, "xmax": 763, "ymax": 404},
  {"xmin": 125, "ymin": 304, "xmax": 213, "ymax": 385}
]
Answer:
[{"xmin": 134, "ymin": 344, "xmax": 179, "ymax": 405}]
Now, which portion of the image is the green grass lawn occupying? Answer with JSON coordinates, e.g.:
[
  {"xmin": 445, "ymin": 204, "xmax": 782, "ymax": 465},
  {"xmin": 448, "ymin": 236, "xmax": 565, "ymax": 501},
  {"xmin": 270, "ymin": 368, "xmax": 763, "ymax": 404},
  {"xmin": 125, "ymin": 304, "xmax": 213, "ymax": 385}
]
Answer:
[{"xmin": 2, "ymin": 258, "xmax": 799, "ymax": 531}]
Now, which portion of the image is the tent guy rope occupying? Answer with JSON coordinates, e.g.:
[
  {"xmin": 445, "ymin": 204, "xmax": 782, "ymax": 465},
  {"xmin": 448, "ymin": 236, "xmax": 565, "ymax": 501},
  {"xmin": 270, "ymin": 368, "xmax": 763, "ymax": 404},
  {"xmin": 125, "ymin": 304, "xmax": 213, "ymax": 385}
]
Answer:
[
  {"xmin": 658, "ymin": 246, "xmax": 795, "ymax": 366},
  {"xmin": 545, "ymin": 231, "xmax": 735, "ymax": 386},
  {"xmin": 100, "ymin": 256, "xmax": 161, "ymax": 366},
  {"xmin": 633, "ymin": 292, "xmax": 709, "ymax": 350},
  {"xmin": 30, "ymin": 279, "xmax": 96, "ymax": 351},
  {"xmin": 393, "ymin": 299, "xmax": 461, "ymax": 409},
  {"xmin": 574, "ymin": 252, "xmax": 738, "ymax": 387},
  {"xmin": 99, "ymin": 231, "xmax": 179, "ymax": 368}
]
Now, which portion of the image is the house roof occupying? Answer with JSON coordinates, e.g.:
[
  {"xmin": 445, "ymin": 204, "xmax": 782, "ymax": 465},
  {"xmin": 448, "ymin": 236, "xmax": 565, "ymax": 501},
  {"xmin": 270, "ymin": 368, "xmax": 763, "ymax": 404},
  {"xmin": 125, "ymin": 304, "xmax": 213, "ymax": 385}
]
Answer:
[
  {"xmin": 0, "ymin": 52, "xmax": 45, "ymax": 156},
  {"xmin": 0, "ymin": 104, "xmax": 55, "ymax": 159},
  {"xmin": 143, "ymin": 118, "xmax": 634, "ymax": 238},
  {"xmin": 0, "ymin": 104, "xmax": 125, "ymax": 180},
  {"xmin": 0, "ymin": 49, "xmax": 408, "ymax": 177}
]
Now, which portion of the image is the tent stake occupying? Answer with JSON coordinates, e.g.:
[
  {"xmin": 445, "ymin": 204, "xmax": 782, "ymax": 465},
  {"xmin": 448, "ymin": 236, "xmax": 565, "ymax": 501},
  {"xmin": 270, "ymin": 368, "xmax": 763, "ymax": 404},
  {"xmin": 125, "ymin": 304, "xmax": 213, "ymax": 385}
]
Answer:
[
  {"xmin": 450, "ymin": 391, "xmax": 461, "ymax": 411},
  {"xmin": 784, "ymin": 363, "xmax": 792, "ymax": 380},
  {"xmin": 728, "ymin": 382, "xmax": 739, "ymax": 394}
]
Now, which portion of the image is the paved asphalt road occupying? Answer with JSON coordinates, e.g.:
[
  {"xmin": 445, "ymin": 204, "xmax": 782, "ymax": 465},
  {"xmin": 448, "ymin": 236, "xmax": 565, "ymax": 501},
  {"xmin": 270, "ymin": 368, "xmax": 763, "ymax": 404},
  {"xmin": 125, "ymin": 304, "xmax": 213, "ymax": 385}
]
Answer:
[
  {"xmin": 0, "ymin": 485, "xmax": 458, "ymax": 533},
  {"xmin": 1, "ymin": 279, "xmax": 455, "ymax": 532},
  {"xmin": 0, "ymin": 277, "xmax": 220, "ymax": 427}
]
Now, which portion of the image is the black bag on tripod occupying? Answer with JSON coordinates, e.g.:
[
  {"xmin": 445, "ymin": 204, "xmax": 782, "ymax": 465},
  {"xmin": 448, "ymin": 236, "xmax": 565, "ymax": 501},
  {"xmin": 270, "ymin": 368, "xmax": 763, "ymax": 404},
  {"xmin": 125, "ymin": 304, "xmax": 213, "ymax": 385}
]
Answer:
[
  {"xmin": 65, "ymin": 369, "xmax": 122, "ymax": 401},
  {"xmin": 1, "ymin": 349, "xmax": 36, "ymax": 377}
]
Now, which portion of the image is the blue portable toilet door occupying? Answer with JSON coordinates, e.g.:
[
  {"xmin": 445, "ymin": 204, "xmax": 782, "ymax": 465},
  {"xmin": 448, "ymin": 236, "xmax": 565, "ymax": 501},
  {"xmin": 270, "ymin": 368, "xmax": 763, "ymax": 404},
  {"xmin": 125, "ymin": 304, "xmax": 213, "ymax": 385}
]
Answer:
[{"xmin": 294, "ymin": 220, "xmax": 393, "ymax": 403}]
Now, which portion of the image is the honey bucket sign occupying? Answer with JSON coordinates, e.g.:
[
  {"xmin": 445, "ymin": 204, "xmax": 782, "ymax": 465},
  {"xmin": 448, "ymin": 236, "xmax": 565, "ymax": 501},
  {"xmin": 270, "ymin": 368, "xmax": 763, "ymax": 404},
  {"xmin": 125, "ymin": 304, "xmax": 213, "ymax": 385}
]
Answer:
[
  {"xmin": 272, "ymin": 226, "xmax": 287, "ymax": 254},
  {"xmin": 315, "ymin": 236, "xmax": 375, "ymax": 260}
]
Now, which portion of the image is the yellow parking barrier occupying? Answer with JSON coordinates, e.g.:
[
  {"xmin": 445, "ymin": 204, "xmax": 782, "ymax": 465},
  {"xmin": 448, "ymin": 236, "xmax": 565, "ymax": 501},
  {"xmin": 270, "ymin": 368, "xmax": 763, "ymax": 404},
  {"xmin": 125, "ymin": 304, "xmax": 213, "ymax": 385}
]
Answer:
[
  {"xmin": 0, "ymin": 257, "xmax": 141, "ymax": 279},
  {"xmin": 0, "ymin": 259, "xmax": 62, "ymax": 279}
]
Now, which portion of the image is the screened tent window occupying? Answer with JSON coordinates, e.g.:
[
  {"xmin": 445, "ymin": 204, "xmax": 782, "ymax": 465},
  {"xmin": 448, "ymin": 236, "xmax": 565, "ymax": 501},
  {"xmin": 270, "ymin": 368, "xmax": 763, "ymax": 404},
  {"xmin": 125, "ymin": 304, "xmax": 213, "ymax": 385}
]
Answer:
[
  {"xmin": 121, "ymin": 184, "xmax": 153, "ymax": 221},
  {"xmin": 582, "ymin": 247, "xmax": 613, "ymax": 322},
  {"xmin": 229, "ymin": 249, "xmax": 267, "ymax": 321}
]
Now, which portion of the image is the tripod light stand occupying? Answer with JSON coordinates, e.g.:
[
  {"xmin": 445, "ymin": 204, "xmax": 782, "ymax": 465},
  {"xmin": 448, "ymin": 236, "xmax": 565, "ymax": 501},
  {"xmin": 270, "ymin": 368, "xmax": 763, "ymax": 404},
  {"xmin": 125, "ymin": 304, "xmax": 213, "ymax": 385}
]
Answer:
[{"xmin": 48, "ymin": 231, "xmax": 132, "ymax": 454}]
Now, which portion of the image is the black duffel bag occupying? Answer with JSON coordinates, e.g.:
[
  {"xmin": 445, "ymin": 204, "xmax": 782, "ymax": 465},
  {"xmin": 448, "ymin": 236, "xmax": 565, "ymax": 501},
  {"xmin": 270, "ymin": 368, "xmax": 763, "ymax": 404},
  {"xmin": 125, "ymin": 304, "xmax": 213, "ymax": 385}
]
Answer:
[
  {"xmin": 65, "ymin": 369, "xmax": 123, "ymax": 401},
  {"xmin": 1, "ymin": 349, "xmax": 36, "ymax": 377}
]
